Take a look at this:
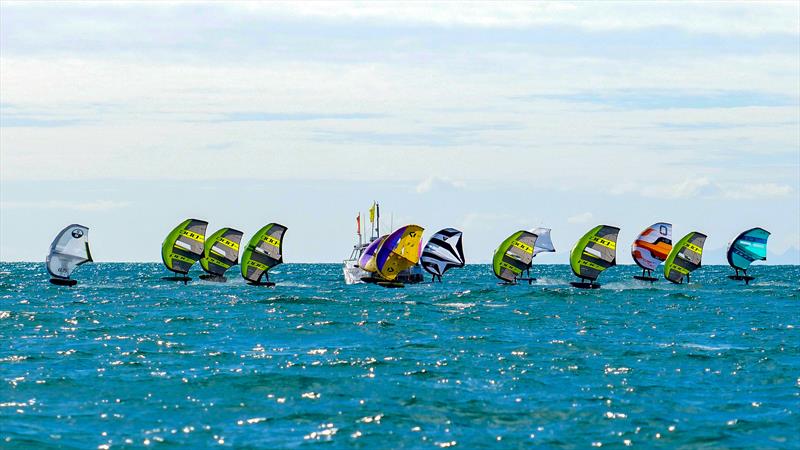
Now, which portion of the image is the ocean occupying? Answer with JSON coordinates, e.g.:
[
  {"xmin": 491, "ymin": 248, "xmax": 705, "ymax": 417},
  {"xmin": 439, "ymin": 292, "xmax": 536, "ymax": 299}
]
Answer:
[{"xmin": 1, "ymin": 263, "xmax": 798, "ymax": 449}]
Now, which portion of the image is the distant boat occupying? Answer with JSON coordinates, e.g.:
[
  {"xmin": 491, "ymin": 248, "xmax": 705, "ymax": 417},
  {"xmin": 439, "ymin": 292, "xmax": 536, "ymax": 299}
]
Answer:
[
  {"xmin": 664, "ymin": 231, "xmax": 707, "ymax": 284},
  {"xmin": 493, "ymin": 230, "xmax": 538, "ymax": 284},
  {"xmin": 343, "ymin": 202, "xmax": 382, "ymax": 284},
  {"xmin": 569, "ymin": 225, "xmax": 620, "ymax": 289},
  {"xmin": 343, "ymin": 202, "xmax": 424, "ymax": 285},
  {"xmin": 199, "ymin": 227, "xmax": 244, "ymax": 282},
  {"xmin": 47, "ymin": 224, "xmax": 93, "ymax": 286},
  {"xmin": 161, "ymin": 219, "xmax": 208, "ymax": 283},
  {"xmin": 727, "ymin": 227, "xmax": 770, "ymax": 284},
  {"xmin": 530, "ymin": 227, "xmax": 556, "ymax": 257},
  {"xmin": 631, "ymin": 222, "xmax": 672, "ymax": 282},
  {"xmin": 421, "ymin": 228, "xmax": 465, "ymax": 282},
  {"xmin": 241, "ymin": 223, "xmax": 287, "ymax": 287}
]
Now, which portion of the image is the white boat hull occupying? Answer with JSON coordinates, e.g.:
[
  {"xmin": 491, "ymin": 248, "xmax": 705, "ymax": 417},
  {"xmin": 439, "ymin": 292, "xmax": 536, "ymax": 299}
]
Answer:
[{"xmin": 343, "ymin": 260, "xmax": 369, "ymax": 285}]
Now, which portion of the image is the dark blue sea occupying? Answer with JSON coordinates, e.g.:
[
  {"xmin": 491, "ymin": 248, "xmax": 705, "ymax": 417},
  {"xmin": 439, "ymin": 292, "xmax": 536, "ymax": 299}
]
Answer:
[{"xmin": 1, "ymin": 263, "xmax": 798, "ymax": 449}]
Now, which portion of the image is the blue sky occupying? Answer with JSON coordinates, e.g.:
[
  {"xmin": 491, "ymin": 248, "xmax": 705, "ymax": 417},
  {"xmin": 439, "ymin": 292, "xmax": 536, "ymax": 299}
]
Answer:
[{"xmin": 1, "ymin": 2, "xmax": 798, "ymax": 264}]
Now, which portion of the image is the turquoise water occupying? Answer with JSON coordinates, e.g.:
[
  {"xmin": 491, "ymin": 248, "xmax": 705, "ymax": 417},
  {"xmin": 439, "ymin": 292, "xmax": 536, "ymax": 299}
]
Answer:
[{"xmin": 1, "ymin": 263, "xmax": 798, "ymax": 449}]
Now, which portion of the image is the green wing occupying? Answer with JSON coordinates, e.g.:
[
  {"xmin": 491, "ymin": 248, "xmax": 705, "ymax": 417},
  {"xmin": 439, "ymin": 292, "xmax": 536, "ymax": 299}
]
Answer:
[
  {"xmin": 569, "ymin": 225, "xmax": 619, "ymax": 281},
  {"xmin": 570, "ymin": 225, "xmax": 601, "ymax": 277},
  {"xmin": 161, "ymin": 219, "xmax": 208, "ymax": 274},
  {"xmin": 200, "ymin": 227, "xmax": 244, "ymax": 276},
  {"xmin": 664, "ymin": 232, "xmax": 706, "ymax": 283},
  {"xmin": 200, "ymin": 228, "xmax": 227, "ymax": 273},
  {"xmin": 241, "ymin": 223, "xmax": 287, "ymax": 282},
  {"xmin": 492, "ymin": 230, "xmax": 537, "ymax": 282}
]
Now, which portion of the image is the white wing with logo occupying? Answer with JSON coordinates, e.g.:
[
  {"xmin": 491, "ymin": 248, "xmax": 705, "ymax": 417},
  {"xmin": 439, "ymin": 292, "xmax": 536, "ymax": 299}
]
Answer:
[{"xmin": 47, "ymin": 224, "xmax": 92, "ymax": 278}]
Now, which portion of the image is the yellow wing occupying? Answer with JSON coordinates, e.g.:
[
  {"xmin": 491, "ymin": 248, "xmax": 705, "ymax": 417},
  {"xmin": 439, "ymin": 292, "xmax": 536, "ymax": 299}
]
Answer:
[{"xmin": 377, "ymin": 225, "xmax": 424, "ymax": 280}]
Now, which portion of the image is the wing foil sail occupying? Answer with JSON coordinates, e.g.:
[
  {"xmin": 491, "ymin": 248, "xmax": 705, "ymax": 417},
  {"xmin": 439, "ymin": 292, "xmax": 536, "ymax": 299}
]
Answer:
[
  {"xmin": 631, "ymin": 222, "xmax": 672, "ymax": 271},
  {"xmin": 241, "ymin": 223, "xmax": 287, "ymax": 283},
  {"xmin": 359, "ymin": 235, "xmax": 387, "ymax": 273},
  {"xmin": 531, "ymin": 227, "xmax": 555, "ymax": 255},
  {"xmin": 493, "ymin": 230, "xmax": 538, "ymax": 282},
  {"xmin": 664, "ymin": 231, "xmax": 707, "ymax": 283},
  {"xmin": 47, "ymin": 224, "xmax": 92, "ymax": 279},
  {"xmin": 200, "ymin": 227, "xmax": 244, "ymax": 276},
  {"xmin": 161, "ymin": 219, "xmax": 208, "ymax": 275},
  {"xmin": 569, "ymin": 225, "xmax": 620, "ymax": 281},
  {"xmin": 375, "ymin": 225, "xmax": 424, "ymax": 281},
  {"xmin": 727, "ymin": 227, "xmax": 770, "ymax": 271},
  {"xmin": 421, "ymin": 228, "xmax": 465, "ymax": 278}
]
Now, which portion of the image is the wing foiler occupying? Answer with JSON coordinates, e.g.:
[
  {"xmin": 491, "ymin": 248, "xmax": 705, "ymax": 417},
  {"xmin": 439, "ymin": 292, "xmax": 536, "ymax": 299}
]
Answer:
[
  {"xmin": 241, "ymin": 223, "xmax": 287, "ymax": 287},
  {"xmin": 200, "ymin": 227, "xmax": 244, "ymax": 282},
  {"xmin": 727, "ymin": 227, "xmax": 769, "ymax": 284},
  {"xmin": 664, "ymin": 231, "xmax": 707, "ymax": 284},
  {"xmin": 631, "ymin": 222, "xmax": 672, "ymax": 282},
  {"xmin": 492, "ymin": 230, "xmax": 538, "ymax": 284},
  {"xmin": 421, "ymin": 228, "xmax": 465, "ymax": 282},
  {"xmin": 161, "ymin": 219, "xmax": 208, "ymax": 282},
  {"xmin": 569, "ymin": 224, "xmax": 620, "ymax": 289},
  {"xmin": 373, "ymin": 225, "xmax": 424, "ymax": 286},
  {"xmin": 47, "ymin": 224, "xmax": 93, "ymax": 286}
]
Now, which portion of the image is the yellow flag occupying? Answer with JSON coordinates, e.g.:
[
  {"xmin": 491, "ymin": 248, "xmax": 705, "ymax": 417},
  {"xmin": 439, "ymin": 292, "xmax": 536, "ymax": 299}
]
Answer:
[{"xmin": 369, "ymin": 203, "xmax": 375, "ymax": 223}]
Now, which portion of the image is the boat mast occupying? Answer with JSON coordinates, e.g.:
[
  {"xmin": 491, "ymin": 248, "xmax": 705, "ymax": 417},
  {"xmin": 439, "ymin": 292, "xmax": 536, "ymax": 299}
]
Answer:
[{"xmin": 357, "ymin": 212, "xmax": 362, "ymax": 248}]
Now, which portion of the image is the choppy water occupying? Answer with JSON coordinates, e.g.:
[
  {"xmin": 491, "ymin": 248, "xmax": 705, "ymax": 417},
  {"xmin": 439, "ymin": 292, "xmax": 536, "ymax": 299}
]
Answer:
[{"xmin": 1, "ymin": 263, "xmax": 798, "ymax": 449}]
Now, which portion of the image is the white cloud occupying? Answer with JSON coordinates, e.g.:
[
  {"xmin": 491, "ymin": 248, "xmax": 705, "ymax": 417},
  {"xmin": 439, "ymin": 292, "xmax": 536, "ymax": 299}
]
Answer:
[
  {"xmin": 0, "ymin": 200, "xmax": 130, "ymax": 211},
  {"xmin": 567, "ymin": 212, "xmax": 593, "ymax": 224},
  {"xmin": 0, "ymin": 3, "xmax": 797, "ymax": 257},
  {"xmin": 611, "ymin": 179, "xmax": 794, "ymax": 200},
  {"xmin": 237, "ymin": 2, "xmax": 799, "ymax": 36},
  {"xmin": 415, "ymin": 176, "xmax": 466, "ymax": 194},
  {"xmin": 609, "ymin": 181, "xmax": 638, "ymax": 196},
  {"xmin": 645, "ymin": 177, "xmax": 715, "ymax": 199},
  {"xmin": 459, "ymin": 211, "xmax": 529, "ymax": 229},
  {"xmin": 611, "ymin": 178, "xmax": 715, "ymax": 199},
  {"xmin": 721, "ymin": 183, "xmax": 793, "ymax": 199}
]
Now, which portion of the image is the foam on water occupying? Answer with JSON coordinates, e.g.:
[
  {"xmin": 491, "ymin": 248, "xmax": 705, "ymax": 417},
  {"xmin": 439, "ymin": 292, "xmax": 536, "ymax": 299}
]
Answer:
[{"xmin": 0, "ymin": 263, "xmax": 798, "ymax": 449}]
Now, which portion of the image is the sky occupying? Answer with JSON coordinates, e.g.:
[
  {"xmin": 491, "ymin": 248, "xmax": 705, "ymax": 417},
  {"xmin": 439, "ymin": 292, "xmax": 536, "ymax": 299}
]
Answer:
[{"xmin": 1, "ymin": 1, "xmax": 799, "ymax": 264}]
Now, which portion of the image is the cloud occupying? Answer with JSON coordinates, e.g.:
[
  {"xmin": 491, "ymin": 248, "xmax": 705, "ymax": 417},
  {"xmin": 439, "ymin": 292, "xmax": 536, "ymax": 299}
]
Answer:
[
  {"xmin": 3, "ymin": 3, "xmax": 798, "ymax": 41},
  {"xmin": 721, "ymin": 183, "xmax": 793, "ymax": 199},
  {"xmin": 518, "ymin": 90, "xmax": 798, "ymax": 110},
  {"xmin": 610, "ymin": 177, "xmax": 715, "ymax": 199},
  {"xmin": 648, "ymin": 177, "xmax": 716, "ymax": 199},
  {"xmin": 0, "ymin": 117, "xmax": 82, "ymax": 127},
  {"xmin": 415, "ymin": 176, "xmax": 466, "ymax": 194},
  {"xmin": 0, "ymin": 200, "xmax": 130, "ymax": 211},
  {"xmin": 235, "ymin": 2, "xmax": 799, "ymax": 35},
  {"xmin": 0, "ymin": 2, "xmax": 797, "ymax": 212},
  {"xmin": 611, "ymin": 179, "xmax": 794, "ymax": 200},
  {"xmin": 567, "ymin": 212, "xmax": 593, "ymax": 224},
  {"xmin": 217, "ymin": 112, "xmax": 384, "ymax": 122}
]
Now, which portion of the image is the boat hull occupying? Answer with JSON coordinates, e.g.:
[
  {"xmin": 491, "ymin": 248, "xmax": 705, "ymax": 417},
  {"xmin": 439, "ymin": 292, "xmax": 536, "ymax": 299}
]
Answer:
[{"xmin": 343, "ymin": 260, "xmax": 369, "ymax": 284}]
